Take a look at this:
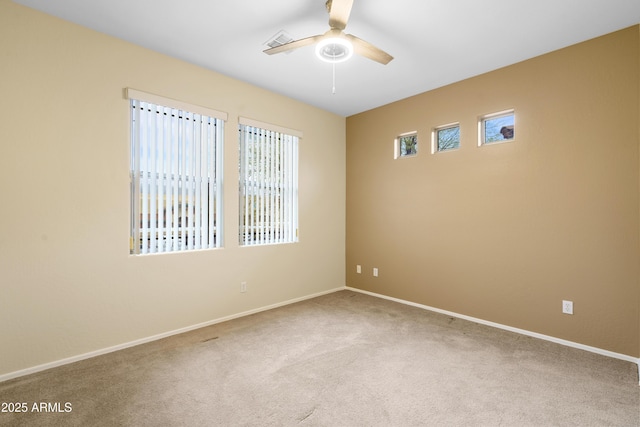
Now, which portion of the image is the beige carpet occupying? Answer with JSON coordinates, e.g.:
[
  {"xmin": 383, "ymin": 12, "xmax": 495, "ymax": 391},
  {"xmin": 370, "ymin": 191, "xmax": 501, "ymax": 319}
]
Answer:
[{"xmin": 0, "ymin": 290, "xmax": 638, "ymax": 426}]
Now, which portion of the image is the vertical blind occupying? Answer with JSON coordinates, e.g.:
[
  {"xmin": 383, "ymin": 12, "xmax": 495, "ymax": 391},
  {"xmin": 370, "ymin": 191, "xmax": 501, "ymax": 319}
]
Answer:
[
  {"xmin": 239, "ymin": 121, "xmax": 299, "ymax": 246},
  {"xmin": 128, "ymin": 90, "xmax": 225, "ymax": 254}
]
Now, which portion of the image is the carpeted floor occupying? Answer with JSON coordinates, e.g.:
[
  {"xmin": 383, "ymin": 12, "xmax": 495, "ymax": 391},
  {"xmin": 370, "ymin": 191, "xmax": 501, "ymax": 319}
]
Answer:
[{"xmin": 0, "ymin": 290, "xmax": 638, "ymax": 426}]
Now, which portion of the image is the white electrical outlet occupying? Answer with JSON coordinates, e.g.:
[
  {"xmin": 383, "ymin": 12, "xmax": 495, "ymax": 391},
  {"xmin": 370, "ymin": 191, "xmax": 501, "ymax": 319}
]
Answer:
[
  {"xmin": 356, "ymin": 265, "xmax": 362, "ymax": 274},
  {"xmin": 373, "ymin": 268, "xmax": 378, "ymax": 277},
  {"xmin": 240, "ymin": 282, "xmax": 247, "ymax": 293},
  {"xmin": 562, "ymin": 300, "xmax": 573, "ymax": 314}
]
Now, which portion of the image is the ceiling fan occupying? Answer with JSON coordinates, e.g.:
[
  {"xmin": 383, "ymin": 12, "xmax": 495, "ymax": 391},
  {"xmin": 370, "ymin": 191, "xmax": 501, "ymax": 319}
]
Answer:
[{"xmin": 263, "ymin": 0, "xmax": 394, "ymax": 65}]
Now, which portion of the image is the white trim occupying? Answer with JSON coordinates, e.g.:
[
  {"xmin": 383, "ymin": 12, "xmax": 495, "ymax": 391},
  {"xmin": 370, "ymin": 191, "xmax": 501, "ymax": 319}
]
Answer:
[
  {"xmin": 481, "ymin": 108, "xmax": 515, "ymax": 120},
  {"xmin": 125, "ymin": 88, "xmax": 228, "ymax": 121},
  {"xmin": 346, "ymin": 287, "xmax": 640, "ymax": 385},
  {"xmin": 238, "ymin": 116, "xmax": 303, "ymax": 138},
  {"xmin": 0, "ymin": 287, "xmax": 343, "ymax": 383}
]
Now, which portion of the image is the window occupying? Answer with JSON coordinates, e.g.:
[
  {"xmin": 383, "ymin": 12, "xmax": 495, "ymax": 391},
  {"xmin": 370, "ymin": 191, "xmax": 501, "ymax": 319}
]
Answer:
[
  {"xmin": 395, "ymin": 132, "xmax": 418, "ymax": 158},
  {"xmin": 127, "ymin": 89, "xmax": 226, "ymax": 254},
  {"xmin": 479, "ymin": 110, "xmax": 515, "ymax": 145},
  {"xmin": 239, "ymin": 118, "xmax": 299, "ymax": 246},
  {"xmin": 433, "ymin": 123, "xmax": 460, "ymax": 152}
]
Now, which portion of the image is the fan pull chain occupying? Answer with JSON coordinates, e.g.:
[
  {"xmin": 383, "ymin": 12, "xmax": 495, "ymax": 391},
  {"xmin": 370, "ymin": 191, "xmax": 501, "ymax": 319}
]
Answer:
[{"xmin": 332, "ymin": 62, "xmax": 336, "ymax": 94}]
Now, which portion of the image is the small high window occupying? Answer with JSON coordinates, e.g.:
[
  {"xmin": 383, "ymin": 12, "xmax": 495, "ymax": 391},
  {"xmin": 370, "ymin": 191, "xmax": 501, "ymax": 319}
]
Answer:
[
  {"xmin": 479, "ymin": 110, "xmax": 515, "ymax": 145},
  {"xmin": 433, "ymin": 123, "xmax": 460, "ymax": 153},
  {"xmin": 395, "ymin": 132, "xmax": 418, "ymax": 158}
]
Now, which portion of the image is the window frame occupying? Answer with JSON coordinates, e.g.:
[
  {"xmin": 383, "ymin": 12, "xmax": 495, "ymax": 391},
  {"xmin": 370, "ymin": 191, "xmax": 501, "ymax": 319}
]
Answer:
[
  {"xmin": 126, "ymin": 88, "xmax": 227, "ymax": 255},
  {"xmin": 394, "ymin": 131, "xmax": 418, "ymax": 159},
  {"xmin": 238, "ymin": 117, "xmax": 300, "ymax": 247},
  {"xmin": 432, "ymin": 122, "xmax": 461, "ymax": 153},
  {"xmin": 478, "ymin": 109, "xmax": 515, "ymax": 146}
]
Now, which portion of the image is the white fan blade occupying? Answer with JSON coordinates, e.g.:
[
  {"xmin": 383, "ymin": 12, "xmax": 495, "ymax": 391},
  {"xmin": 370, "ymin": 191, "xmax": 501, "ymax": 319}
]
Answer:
[
  {"xmin": 263, "ymin": 35, "xmax": 324, "ymax": 55},
  {"xmin": 328, "ymin": 0, "xmax": 354, "ymax": 30},
  {"xmin": 345, "ymin": 33, "xmax": 394, "ymax": 65}
]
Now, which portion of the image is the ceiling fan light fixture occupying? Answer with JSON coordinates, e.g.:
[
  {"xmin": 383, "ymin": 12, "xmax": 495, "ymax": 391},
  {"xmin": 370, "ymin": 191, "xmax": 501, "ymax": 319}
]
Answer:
[{"xmin": 315, "ymin": 37, "xmax": 353, "ymax": 63}]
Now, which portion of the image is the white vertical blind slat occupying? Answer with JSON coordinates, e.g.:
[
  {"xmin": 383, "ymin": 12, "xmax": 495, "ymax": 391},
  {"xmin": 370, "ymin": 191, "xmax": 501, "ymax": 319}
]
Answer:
[
  {"xmin": 140, "ymin": 104, "xmax": 150, "ymax": 254},
  {"xmin": 293, "ymin": 135, "xmax": 299, "ymax": 240},
  {"xmin": 149, "ymin": 106, "xmax": 158, "ymax": 253},
  {"xmin": 271, "ymin": 130, "xmax": 277, "ymax": 243},
  {"xmin": 277, "ymin": 134, "xmax": 284, "ymax": 242},
  {"xmin": 257, "ymin": 128, "xmax": 262, "ymax": 244},
  {"xmin": 282, "ymin": 134, "xmax": 288, "ymax": 243},
  {"xmin": 169, "ymin": 109, "xmax": 179, "ymax": 252},
  {"xmin": 163, "ymin": 109, "xmax": 172, "ymax": 252},
  {"xmin": 179, "ymin": 113, "xmax": 188, "ymax": 251},
  {"xmin": 194, "ymin": 113, "xmax": 202, "ymax": 249},
  {"xmin": 131, "ymin": 100, "xmax": 142, "ymax": 254},
  {"xmin": 215, "ymin": 121, "xmax": 224, "ymax": 247},
  {"xmin": 241, "ymin": 127, "xmax": 247, "ymax": 245},
  {"xmin": 239, "ymin": 128, "xmax": 245, "ymax": 245},
  {"xmin": 284, "ymin": 134, "xmax": 291, "ymax": 243},
  {"xmin": 157, "ymin": 107, "xmax": 167, "ymax": 253},
  {"xmin": 264, "ymin": 130, "xmax": 270, "ymax": 244},
  {"xmin": 208, "ymin": 117, "xmax": 216, "ymax": 248}
]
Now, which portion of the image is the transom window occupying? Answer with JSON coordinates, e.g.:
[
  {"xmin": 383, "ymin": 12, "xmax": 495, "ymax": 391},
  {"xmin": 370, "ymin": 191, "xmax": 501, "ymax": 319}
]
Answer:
[
  {"xmin": 479, "ymin": 110, "xmax": 515, "ymax": 145},
  {"xmin": 395, "ymin": 132, "xmax": 418, "ymax": 158},
  {"xmin": 127, "ymin": 89, "xmax": 226, "ymax": 255},
  {"xmin": 239, "ymin": 119, "xmax": 299, "ymax": 246},
  {"xmin": 433, "ymin": 123, "xmax": 460, "ymax": 152}
]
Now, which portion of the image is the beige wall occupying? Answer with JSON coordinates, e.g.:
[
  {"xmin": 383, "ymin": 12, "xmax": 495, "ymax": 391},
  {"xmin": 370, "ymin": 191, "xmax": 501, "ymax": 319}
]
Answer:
[
  {"xmin": 0, "ymin": 0, "xmax": 345, "ymax": 376},
  {"xmin": 347, "ymin": 26, "xmax": 640, "ymax": 357}
]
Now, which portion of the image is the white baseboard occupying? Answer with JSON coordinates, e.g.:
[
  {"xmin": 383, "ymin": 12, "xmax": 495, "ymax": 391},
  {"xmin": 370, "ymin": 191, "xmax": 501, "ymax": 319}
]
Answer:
[
  {"xmin": 346, "ymin": 287, "xmax": 640, "ymax": 385},
  {"xmin": 3, "ymin": 286, "xmax": 638, "ymax": 386},
  {"xmin": 0, "ymin": 287, "xmax": 344, "ymax": 383}
]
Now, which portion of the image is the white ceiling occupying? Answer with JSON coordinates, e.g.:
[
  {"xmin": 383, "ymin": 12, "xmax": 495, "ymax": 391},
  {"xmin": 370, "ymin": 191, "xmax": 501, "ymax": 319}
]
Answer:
[{"xmin": 14, "ymin": 0, "xmax": 640, "ymax": 117}]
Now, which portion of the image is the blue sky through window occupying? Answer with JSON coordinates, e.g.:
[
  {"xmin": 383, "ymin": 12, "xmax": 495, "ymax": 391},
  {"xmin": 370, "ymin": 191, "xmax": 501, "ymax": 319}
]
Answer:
[{"xmin": 484, "ymin": 113, "xmax": 514, "ymax": 143}]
